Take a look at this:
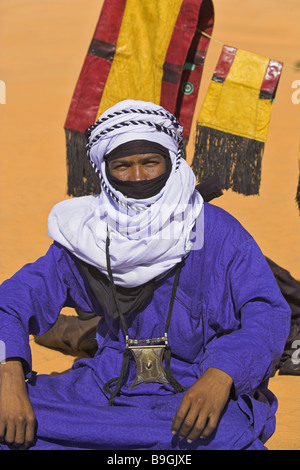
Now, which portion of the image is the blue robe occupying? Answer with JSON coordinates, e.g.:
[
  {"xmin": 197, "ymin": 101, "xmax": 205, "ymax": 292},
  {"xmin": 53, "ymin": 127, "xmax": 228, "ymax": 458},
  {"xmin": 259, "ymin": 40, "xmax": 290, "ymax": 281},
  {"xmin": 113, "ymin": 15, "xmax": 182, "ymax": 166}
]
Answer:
[{"xmin": 0, "ymin": 203, "xmax": 291, "ymax": 450}]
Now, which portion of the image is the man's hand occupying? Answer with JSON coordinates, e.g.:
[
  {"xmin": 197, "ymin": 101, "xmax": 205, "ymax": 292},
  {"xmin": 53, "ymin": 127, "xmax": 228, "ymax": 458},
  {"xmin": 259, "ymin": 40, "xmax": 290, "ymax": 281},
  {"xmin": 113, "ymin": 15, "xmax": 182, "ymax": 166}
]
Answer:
[
  {"xmin": 171, "ymin": 367, "xmax": 233, "ymax": 443},
  {"xmin": 0, "ymin": 359, "xmax": 36, "ymax": 449}
]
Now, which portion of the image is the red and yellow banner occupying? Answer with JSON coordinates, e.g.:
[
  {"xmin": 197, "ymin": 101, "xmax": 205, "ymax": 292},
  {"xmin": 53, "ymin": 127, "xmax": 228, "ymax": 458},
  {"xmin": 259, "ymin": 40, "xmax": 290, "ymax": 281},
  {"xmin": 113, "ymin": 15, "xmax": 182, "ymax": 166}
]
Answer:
[
  {"xmin": 65, "ymin": 0, "xmax": 214, "ymax": 196},
  {"xmin": 192, "ymin": 45, "xmax": 283, "ymax": 195}
]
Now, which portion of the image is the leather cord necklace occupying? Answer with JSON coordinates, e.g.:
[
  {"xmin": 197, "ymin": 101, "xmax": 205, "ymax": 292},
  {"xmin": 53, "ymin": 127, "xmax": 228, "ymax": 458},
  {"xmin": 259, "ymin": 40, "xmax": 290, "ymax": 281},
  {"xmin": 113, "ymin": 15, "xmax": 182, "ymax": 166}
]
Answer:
[{"xmin": 103, "ymin": 226, "xmax": 185, "ymax": 406}]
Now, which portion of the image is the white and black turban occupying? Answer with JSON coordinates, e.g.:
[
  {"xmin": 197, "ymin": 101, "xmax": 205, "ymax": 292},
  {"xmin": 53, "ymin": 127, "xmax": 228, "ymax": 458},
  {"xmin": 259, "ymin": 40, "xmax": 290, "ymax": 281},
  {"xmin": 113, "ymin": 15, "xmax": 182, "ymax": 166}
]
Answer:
[{"xmin": 48, "ymin": 100, "xmax": 203, "ymax": 287}]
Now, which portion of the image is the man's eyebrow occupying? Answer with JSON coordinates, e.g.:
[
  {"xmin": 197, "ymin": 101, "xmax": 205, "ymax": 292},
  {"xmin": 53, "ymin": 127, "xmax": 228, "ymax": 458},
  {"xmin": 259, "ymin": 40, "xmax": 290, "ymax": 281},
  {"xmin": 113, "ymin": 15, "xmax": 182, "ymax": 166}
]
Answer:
[
  {"xmin": 110, "ymin": 159, "xmax": 131, "ymax": 165},
  {"xmin": 111, "ymin": 154, "xmax": 163, "ymax": 165},
  {"xmin": 140, "ymin": 154, "xmax": 163, "ymax": 162}
]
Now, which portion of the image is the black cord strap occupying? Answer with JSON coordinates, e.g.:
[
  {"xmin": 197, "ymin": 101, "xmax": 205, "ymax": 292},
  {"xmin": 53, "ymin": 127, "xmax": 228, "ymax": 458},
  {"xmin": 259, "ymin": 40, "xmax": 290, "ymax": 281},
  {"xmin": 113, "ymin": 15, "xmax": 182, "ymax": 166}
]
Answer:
[
  {"xmin": 162, "ymin": 263, "xmax": 185, "ymax": 393},
  {"xmin": 105, "ymin": 227, "xmax": 129, "ymax": 338},
  {"xmin": 104, "ymin": 226, "xmax": 185, "ymax": 404}
]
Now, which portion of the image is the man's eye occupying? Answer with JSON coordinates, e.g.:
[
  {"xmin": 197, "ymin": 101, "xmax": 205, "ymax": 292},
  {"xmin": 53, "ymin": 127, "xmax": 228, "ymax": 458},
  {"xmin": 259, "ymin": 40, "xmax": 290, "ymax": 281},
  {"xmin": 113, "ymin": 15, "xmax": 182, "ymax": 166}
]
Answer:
[{"xmin": 114, "ymin": 164, "xmax": 128, "ymax": 170}]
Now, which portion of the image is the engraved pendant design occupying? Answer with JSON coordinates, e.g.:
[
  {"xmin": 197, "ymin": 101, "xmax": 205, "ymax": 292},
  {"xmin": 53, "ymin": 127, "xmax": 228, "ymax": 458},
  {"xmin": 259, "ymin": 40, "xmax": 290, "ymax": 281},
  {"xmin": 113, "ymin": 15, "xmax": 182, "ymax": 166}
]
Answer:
[{"xmin": 128, "ymin": 345, "xmax": 169, "ymax": 389}]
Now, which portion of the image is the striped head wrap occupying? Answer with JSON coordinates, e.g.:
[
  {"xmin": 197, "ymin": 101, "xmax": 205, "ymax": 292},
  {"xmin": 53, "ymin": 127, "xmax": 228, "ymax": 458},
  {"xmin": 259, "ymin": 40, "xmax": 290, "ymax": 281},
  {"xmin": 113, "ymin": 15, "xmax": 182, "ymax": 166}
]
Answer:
[{"xmin": 85, "ymin": 99, "xmax": 183, "ymax": 210}]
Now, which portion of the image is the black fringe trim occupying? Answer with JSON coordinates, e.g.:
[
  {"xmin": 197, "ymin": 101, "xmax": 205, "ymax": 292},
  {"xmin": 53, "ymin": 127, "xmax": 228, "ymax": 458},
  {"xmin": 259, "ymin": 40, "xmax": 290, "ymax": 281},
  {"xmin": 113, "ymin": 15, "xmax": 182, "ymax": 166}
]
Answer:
[
  {"xmin": 181, "ymin": 138, "xmax": 188, "ymax": 160},
  {"xmin": 191, "ymin": 125, "xmax": 265, "ymax": 195},
  {"xmin": 296, "ymin": 172, "xmax": 300, "ymax": 214},
  {"xmin": 65, "ymin": 129, "xmax": 101, "ymax": 197}
]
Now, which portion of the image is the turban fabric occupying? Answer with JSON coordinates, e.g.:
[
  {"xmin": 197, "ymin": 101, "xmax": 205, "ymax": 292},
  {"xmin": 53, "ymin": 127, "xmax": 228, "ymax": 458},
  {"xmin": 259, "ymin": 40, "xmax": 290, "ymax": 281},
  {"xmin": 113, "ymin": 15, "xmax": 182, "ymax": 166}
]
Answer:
[
  {"xmin": 64, "ymin": 0, "xmax": 214, "ymax": 196},
  {"xmin": 191, "ymin": 46, "xmax": 283, "ymax": 195},
  {"xmin": 48, "ymin": 100, "xmax": 203, "ymax": 288}
]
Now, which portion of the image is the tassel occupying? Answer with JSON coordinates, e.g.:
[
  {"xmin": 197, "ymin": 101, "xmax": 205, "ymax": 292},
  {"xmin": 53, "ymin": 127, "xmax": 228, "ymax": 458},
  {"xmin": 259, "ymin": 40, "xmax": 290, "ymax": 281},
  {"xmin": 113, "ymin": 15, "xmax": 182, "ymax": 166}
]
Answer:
[
  {"xmin": 103, "ymin": 348, "xmax": 131, "ymax": 406},
  {"xmin": 65, "ymin": 129, "xmax": 101, "ymax": 197},
  {"xmin": 164, "ymin": 346, "xmax": 185, "ymax": 393},
  {"xmin": 192, "ymin": 125, "xmax": 264, "ymax": 195}
]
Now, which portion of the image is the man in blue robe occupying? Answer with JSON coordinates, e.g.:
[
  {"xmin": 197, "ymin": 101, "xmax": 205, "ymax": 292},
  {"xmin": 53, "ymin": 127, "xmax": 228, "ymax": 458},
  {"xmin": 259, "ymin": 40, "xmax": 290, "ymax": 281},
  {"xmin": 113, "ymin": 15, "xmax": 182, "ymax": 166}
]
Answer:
[{"xmin": 0, "ymin": 100, "xmax": 291, "ymax": 450}]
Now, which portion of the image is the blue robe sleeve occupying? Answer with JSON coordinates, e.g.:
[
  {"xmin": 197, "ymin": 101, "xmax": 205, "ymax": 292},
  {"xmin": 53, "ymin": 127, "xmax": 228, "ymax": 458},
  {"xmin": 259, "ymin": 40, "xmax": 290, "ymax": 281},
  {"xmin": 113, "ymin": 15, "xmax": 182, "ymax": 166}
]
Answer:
[
  {"xmin": 198, "ymin": 237, "xmax": 291, "ymax": 397},
  {"xmin": 0, "ymin": 242, "xmax": 96, "ymax": 373}
]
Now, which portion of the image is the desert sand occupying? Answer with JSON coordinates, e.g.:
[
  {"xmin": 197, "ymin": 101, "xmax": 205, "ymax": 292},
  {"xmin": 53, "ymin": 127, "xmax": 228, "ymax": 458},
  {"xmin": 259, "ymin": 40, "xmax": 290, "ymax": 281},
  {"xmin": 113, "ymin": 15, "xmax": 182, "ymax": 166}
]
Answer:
[{"xmin": 0, "ymin": 0, "xmax": 299, "ymax": 451}]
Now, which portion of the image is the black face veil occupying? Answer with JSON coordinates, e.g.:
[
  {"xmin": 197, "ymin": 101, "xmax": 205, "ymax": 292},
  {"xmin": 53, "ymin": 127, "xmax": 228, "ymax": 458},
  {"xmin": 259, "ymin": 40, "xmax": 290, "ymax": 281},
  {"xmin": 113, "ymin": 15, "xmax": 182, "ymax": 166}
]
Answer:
[{"xmin": 104, "ymin": 140, "xmax": 172, "ymax": 199}]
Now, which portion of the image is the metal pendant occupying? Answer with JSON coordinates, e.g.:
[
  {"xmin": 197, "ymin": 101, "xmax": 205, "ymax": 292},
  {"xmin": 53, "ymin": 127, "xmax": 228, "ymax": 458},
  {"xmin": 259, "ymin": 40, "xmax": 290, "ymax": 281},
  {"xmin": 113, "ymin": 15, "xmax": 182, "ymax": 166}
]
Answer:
[{"xmin": 128, "ymin": 345, "xmax": 169, "ymax": 389}]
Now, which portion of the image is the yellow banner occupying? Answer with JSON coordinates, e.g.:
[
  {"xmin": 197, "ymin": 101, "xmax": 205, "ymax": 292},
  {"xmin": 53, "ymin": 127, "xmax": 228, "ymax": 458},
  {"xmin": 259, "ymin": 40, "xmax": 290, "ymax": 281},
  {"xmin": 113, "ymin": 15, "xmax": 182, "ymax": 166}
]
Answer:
[
  {"xmin": 96, "ymin": 0, "xmax": 183, "ymax": 118},
  {"xmin": 197, "ymin": 49, "xmax": 273, "ymax": 142}
]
